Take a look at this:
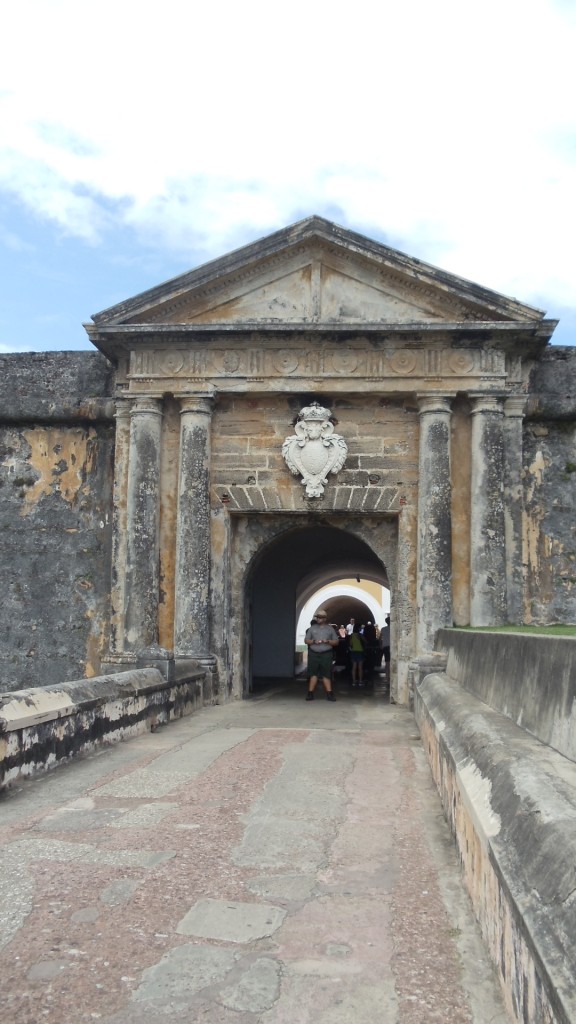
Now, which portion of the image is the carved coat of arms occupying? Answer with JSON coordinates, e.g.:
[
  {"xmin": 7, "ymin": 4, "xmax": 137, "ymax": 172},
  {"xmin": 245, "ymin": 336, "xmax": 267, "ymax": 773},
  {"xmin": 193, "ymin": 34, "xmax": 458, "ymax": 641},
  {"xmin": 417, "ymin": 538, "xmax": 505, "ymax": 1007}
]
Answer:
[{"xmin": 282, "ymin": 402, "xmax": 347, "ymax": 498}]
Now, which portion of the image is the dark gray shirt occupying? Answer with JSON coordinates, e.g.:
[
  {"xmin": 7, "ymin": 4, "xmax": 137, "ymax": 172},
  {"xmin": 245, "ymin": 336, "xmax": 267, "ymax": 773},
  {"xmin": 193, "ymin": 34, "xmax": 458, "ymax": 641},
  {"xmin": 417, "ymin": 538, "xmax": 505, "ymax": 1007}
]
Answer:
[{"xmin": 305, "ymin": 623, "xmax": 338, "ymax": 653}]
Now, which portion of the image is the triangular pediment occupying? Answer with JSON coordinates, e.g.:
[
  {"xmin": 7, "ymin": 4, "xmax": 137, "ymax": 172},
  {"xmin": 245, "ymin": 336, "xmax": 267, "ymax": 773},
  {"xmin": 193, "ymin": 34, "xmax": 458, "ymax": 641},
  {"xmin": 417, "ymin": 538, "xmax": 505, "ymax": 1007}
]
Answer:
[
  {"xmin": 89, "ymin": 216, "xmax": 548, "ymax": 334},
  {"xmin": 128, "ymin": 257, "xmax": 463, "ymax": 326}
]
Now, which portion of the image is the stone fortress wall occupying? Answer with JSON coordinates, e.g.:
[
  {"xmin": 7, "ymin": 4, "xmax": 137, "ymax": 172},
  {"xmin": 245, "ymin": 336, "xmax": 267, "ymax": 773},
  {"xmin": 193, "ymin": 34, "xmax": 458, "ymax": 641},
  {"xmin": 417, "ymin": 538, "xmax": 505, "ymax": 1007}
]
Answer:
[
  {"xmin": 0, "ymin": 345, "xmax": 575, "ymax": 696},
  {"xmin": 523, "ymin": 348, "xmax": 576, "ymax": 623},
  {"xmin": 0, "ymin": 353, "xmax": 115, "ymax": 692}
]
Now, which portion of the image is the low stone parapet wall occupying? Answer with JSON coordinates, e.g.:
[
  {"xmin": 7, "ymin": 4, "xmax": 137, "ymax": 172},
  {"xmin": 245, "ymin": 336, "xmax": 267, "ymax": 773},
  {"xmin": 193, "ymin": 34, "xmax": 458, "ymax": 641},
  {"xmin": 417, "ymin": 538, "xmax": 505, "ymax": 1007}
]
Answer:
[
  {"xmin": 415, "ymin": 632, "xmax": 576, "ymax": 1024},
  {"xmin": 0, "ymin": 664, "xmax": 208, "ymax": 791},
  {"xmin": 435, "ymin": 628, "xmax": 576, "ymax": 760}
]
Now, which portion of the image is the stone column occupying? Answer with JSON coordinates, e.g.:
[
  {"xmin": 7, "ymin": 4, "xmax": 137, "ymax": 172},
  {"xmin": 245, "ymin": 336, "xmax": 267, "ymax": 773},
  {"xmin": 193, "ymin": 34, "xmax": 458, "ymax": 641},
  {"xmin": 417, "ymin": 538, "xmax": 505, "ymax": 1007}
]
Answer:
[
  {"xmin": 124, "ymin": 396, "xmax": 163, "ymax": 651},
  {"xmin": 174, "ymin": 392, "xmax": 215, "ymax": 666},
  {"xmin": 470, "ymin": 395, "xmax": 507, "ymax": 625},
  {"xmin": 416, "ymin": 395, "xmax": 453, "ymax": 653},
  {"xmin": 504, "ymin": 397, "xmax": 527, "ymax": 624},
  {"xmin": 109, "ymin": 398, "xmax": 131, "ymax": 654}
]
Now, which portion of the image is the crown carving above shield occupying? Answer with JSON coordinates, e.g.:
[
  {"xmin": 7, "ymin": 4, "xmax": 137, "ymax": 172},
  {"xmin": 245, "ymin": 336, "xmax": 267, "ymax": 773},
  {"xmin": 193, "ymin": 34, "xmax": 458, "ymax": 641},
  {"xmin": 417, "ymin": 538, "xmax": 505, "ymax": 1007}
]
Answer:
[
  {"xmin": 297, "ymin": 402, "xmax": 330, "ymax": 421},
  {"xmin": 281, "ymin": 402, "xmax": 348, "ymax": 498}
]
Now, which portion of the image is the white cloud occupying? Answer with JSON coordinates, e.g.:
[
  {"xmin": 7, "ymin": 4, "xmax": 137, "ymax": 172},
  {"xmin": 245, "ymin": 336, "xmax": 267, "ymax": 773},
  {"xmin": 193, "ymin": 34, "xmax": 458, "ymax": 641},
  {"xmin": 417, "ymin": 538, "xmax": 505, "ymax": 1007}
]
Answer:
[
  {"xmin": 0, "ymin": 0, "xmax": 575, "ymax": 316},
  {"xmin": 0, "ymin": 226, "xmax": 35, "ymax": 252}
]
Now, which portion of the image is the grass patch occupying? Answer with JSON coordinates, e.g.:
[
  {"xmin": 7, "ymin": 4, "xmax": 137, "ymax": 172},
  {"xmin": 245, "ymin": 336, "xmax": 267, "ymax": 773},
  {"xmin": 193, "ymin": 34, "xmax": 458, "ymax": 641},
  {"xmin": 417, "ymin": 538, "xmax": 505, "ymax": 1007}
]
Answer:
[{"xmin": 454, "ymin": 625, "xmax": 576, "ymax": 637}]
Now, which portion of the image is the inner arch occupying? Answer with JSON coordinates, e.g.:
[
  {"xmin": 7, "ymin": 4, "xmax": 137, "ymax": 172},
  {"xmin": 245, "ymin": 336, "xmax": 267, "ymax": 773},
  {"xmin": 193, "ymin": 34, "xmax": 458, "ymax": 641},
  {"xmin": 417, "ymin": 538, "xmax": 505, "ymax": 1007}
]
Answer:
[{"xmin": 248, "ymin": 522, "xmax": 389, "ymax": 685}]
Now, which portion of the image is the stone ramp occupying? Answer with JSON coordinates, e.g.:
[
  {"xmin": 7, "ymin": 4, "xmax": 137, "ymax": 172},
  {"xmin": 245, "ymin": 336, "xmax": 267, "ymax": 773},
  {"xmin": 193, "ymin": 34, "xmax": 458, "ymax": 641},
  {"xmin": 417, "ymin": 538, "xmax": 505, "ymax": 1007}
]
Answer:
[{"xmin": 0, "ymin": 687, "xmax": 509, "ymax": 1023}]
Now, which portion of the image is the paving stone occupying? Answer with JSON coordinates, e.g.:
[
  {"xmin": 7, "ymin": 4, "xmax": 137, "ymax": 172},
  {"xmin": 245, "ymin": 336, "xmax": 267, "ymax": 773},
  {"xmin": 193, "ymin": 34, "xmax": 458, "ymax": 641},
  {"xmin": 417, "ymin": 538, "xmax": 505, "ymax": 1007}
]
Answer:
[
  {"xmin": 109, "ymin": 803, "xmax": 179, "ymax": 829},
  {"xmin": 245, "ymin": 873, "xmax": 317, "ymax": 902},
  {"xmin": 37, "ymin": 807, "xmax": 127, "ymax": 831},
  {"xmin": 70, "ymin": 906, "xmax": 100, "ymax": 923},
  {"xmin": 176, "ymin": 898, "xmax": 286, "ymax": 943},
  {"xmin": 100, "ymin": 879, "xmax": 142, "ymax": 907},
  {"xmin": 218, "ymin": 956, "xmax": 281, "ymax": 1012},
  {"xmin": 27, "ymin": 959, "xmax": 69, "ymax": 982},
  {"xmin": 131, "ymin": 944, "xmax": 240, "ymax": 1010}
]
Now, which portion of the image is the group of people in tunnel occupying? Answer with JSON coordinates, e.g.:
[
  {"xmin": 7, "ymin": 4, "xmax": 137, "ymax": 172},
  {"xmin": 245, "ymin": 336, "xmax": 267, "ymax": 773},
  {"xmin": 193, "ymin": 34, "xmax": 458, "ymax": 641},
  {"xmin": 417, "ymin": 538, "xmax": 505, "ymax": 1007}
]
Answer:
[{"xmin": 304, "ymin": 611, "xmax": 390, "ymax": 700}]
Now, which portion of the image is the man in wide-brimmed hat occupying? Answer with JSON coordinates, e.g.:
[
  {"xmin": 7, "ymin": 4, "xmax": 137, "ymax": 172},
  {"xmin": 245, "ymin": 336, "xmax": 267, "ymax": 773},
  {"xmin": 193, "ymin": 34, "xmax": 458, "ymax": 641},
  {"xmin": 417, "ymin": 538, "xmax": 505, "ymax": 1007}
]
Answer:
[{"xmin": 304, "ymin": 609, "xmax": 339, "ymax": 702}]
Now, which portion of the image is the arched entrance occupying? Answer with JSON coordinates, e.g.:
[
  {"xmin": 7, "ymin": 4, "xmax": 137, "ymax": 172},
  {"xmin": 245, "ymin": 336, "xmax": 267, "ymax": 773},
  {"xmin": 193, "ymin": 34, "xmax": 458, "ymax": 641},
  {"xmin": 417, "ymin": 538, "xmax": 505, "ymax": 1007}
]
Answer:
[
  {"xmin": 239, "ymin": 518, "xmax": 394, "ymax": 696},
  {"xmin": 296, "ymin": 582, "xmax": 389, "ymax": 643},
  {"xmin": 91, "ymin": 217, "xmax": 544, "ymax": 709}
]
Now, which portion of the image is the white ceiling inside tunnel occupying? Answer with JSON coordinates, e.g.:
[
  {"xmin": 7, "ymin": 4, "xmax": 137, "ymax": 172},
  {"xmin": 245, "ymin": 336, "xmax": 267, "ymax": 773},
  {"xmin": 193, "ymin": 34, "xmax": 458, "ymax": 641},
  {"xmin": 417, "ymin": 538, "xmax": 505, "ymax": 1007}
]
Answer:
[
  {"xmin": 296, "ymin": 559, "xmax": 389, "ymax": 611},
  {"xmin": 297, "ymin": 583, "xmax": 390, "ymax": 643}
]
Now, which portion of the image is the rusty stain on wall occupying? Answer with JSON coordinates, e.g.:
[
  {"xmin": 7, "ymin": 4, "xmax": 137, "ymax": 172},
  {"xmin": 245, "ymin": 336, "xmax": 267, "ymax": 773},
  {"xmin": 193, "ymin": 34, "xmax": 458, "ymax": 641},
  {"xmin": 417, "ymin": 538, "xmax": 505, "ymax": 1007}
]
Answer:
[
  {"xmin": 525, "ymin": 448, "xmax": 546, "ymax": 500},
  {"xmin": 15, "ymin": 427, "xmax": 98, "ymax": 514},
  {"xmin": 84, "ymin": 606, "xmax": 108, "ymax": 679}
]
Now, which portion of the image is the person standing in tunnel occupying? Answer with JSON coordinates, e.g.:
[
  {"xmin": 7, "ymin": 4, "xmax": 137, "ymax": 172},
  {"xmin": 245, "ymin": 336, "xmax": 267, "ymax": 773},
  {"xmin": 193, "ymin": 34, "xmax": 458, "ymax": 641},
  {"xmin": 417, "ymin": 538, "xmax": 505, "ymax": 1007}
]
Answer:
[
  {"xmin": 304, "ymin": 609, "xmax": 339, "ymax": 701},
  {"xmin": 362, "ymin": 621, "xmax": 378, "ymax": 677},
  {"xmin": 380, "ymin": 614, "xmax": 391, "ymax": 678},
  {"xmin": 349, "ymin": 623, "xmax": 366, "ymax": 687}
]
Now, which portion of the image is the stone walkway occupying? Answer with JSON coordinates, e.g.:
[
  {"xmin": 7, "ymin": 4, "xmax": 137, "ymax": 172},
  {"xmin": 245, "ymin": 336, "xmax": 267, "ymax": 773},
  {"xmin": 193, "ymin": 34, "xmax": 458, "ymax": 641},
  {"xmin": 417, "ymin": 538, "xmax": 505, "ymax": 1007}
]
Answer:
[{"xmin": 0, "ymin": 683, "xmax": 511, "ymax": 1023}]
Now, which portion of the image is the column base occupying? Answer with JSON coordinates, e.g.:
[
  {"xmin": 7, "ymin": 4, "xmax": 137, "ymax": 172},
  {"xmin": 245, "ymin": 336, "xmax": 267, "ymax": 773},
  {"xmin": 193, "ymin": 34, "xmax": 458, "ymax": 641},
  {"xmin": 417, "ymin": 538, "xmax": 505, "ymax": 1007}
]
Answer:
[
  {"xmin": 175, "ymin": 654, "xmax": 219, "ymax": 702},
  {"xmin": 407, "ymin": 654, "xmax": 448, "ymax": 710},
  {"xmin": 102, "ymin": 651, "xmax": 220, "ymax": 702},
  {"xmin": 102, "ymin": 648, "xmax": 205, "ymax": 684}
]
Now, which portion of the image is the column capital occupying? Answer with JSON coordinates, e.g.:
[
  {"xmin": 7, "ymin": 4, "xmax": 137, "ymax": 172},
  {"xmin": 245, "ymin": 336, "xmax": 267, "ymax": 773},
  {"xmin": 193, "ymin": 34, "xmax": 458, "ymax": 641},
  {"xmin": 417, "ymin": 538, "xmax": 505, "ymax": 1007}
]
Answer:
[
  {"xmin": 180, "ymin": 385, "xmax": 216, "ymax": 398},
  {"xmin": 178, "ymin": 392, "xmax": 215, "ymax": 417},
  {"xmin": 504, "ymin": 395, "xmax": 528, "ymax": 418},
  {"xmin": 416, "ymin": 394, "xmax": 453, "ymax": 415},
  {"xmin": 129, "ymin": 396, "xmax": 163, "ymax": 417},
  {"xmin": 114, "ymin": 397, "xmax": 132, "ymax": 421},
  {"xmin": 469, "ymin": 394, "xmax": 505, "ymax": 416}
]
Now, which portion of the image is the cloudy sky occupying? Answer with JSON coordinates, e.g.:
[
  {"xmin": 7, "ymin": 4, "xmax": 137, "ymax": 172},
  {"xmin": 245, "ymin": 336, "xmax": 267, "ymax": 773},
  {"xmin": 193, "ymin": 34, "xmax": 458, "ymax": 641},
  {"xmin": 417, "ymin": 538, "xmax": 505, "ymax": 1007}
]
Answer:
[{"xmin": 1, "ymin": 0, "xmax": 575, "ymax": 353}]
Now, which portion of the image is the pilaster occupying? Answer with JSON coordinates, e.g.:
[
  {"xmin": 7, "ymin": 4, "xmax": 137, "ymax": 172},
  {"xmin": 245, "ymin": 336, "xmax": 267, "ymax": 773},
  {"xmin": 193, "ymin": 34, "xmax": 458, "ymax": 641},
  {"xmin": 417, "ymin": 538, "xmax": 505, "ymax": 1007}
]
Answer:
[
  {"xmin": 416, "ymin": 395, "xmax": 453, "ymax": 653},
  {"xmin": 109, "ymin": 399, "xmax": 131, "ymax": 654},
  {"xmin": 470, "ymin": 395, "xmax": 507, "ymax": 625},
  {"xmin": 174, "ymin": 390, "xmax": 216, "ymax": 667},
  {"xmin": 124, "ymin": 396, "xmax": 163, "ymax": 651},
  {"xmin": 504, "ymin": 396, "xmax": 527, "ymax": 624}
]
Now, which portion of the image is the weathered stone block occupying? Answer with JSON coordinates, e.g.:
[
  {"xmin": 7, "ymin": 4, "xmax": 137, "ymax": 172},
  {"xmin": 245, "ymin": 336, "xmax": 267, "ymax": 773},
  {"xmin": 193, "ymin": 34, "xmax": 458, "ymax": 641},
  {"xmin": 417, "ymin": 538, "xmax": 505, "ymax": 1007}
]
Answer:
[{"xmin": 0, "ymin": 410, "xmax": 114, "ymax": 692}]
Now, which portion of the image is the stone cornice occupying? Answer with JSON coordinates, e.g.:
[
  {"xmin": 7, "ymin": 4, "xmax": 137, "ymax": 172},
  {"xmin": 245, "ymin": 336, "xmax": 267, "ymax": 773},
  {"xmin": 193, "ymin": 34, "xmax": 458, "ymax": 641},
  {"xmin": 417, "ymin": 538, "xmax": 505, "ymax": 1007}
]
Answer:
[
  {"xmin": 88, "ymin": 320, "xmax": 555, "ymax": 336},
  {"xmin": 86, "ymin": 319, "xmax": 557, "ymax": 366}
]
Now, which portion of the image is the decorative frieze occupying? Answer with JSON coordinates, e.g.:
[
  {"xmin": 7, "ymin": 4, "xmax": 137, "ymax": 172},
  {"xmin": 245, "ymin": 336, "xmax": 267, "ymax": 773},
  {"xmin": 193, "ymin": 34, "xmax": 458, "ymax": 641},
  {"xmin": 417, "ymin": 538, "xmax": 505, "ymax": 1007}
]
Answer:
[{"xmin": 128, "ymin": 345, "xmax": 506, "ymax": 381}]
